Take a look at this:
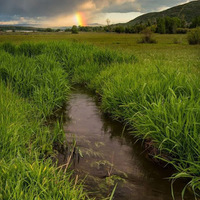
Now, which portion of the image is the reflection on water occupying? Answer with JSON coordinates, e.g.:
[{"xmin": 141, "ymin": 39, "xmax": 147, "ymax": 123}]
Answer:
[{"xmin": 58, "ymin": 87, "xmax": 194, "ymax": 200}]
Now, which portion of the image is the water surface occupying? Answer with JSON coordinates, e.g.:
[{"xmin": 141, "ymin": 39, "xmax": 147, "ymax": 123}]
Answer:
[{"xmin": 59, "ymin": 88, "xmax": 194, "ymax": 200}]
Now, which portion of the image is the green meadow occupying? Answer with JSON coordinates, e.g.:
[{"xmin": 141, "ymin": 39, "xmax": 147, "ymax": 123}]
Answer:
[{"xmin": 0, "ymin": 32, "xmax": 200, "ymax": 199}]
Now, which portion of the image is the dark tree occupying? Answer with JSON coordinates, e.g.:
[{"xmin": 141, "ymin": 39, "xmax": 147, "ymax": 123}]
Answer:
[
  {"xmin": 71, "ymin": 25, "xmax": 79, "ymax": 34},
  {"xmin": 157, "ymin": 18, "xmax": 166, "ymax": 34},
  {"xmin": 191, "ymin": 17, "xmax": 200, "ymax": 28}
]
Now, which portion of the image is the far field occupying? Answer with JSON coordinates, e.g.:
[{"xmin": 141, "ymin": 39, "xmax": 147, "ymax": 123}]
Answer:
[
  {"xmin": 0, "ymin": 32, "xmax": 199, "ymax": 52},
  {"xmin": 0, "ymin": 32, "xmax": 199, "ymax": 71}
]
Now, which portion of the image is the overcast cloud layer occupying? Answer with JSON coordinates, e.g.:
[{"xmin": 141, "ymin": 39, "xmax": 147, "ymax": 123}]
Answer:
[{"xmin": 0, "ymin": 0, "xmax": 195, "ymax": 26}]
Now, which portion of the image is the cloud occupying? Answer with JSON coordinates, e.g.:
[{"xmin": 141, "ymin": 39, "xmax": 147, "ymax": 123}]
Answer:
[
  {"xmin": 0, "ymin": 0, "xmax": 89, "ymax": 17},
  {"xmin": 102, "ymin": 2, "xmax": 141, "ymax": 13},
  {"xmin": 99, "ymin": 0, "xmax": 194, "ymax": 13},
  {"xmin": 0, "ymin": 0, "xmax": 195, "ymax": 26},
  {"xmin": 133, "ymin": 0, "xmax": 189, "ymax": 12},
  {"xmin": 0, "ymin": 0, "xmax": 194, "ymax": 17}
]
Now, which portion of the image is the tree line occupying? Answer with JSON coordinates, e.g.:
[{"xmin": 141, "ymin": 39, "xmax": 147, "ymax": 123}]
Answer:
[
  {"xmin": 1, "ymin": 16, "xmax": 199, "ymax": 34},
  {"xmin": 66, "ymin": 16, "xmax": 200, "ymax": 35},
  {"xmin": 112, "ymin": 16, "xmax": 200, "ymax": 34}
]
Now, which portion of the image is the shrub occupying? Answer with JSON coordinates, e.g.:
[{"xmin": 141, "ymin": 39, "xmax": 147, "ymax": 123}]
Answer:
[
  {"xmin": 45, "ymin": 28, "xmax": 53, "ymax": 32},
  {"xmin": 187, "ymin": 28, "xmax": 200, "ymax": 45},
  {"xmin": 114, "ymin": 26, "xmax": 125, "ymax": 33},
  {"xmin": 138, "ymin": 28, "xmax": 157, "ymax": 44},
  {"xmin": 176, "ymin": 28, "xmax": 188, "ymax": 34}
]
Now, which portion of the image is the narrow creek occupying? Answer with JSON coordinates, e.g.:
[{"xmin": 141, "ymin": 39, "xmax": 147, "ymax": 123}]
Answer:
[{"xmin": 58, "ymin": 87, "xmax": 194, "ymax": 200}]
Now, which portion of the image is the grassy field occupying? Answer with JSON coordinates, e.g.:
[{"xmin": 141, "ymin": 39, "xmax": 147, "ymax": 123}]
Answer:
[
  {"xmin": 0, "ymin": 32, "xmax": 199, "ymax": 199},
  {"xmin": 0, "ymin": 32, "xmax": 198, "ymax": 50},
  {"xmin": 0, "ymin": 32, "xmax": 199, "ymax": 70}
]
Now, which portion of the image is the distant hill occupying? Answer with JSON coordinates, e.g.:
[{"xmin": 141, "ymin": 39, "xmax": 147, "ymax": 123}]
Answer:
[{"xmin": 125, "ymin": 0, "xmax": 200, "ymax": 26}]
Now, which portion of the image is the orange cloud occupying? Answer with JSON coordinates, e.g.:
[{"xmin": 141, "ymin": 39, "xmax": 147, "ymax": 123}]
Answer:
[{"xmin": 79, "ymin": 1, "xmax": 96, "ymax": 11}]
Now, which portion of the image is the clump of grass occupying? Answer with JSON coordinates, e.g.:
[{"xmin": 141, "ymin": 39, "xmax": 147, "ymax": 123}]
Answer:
[
  {"xmin": 0, "ymin": 157, "xmax": 88, "ymax": 200},
  {"xmin": 0, "ymin": 82, "xmax": 89, "ymax": 199},
  {"xmin": 17, "ymin": 42, "xmax": 45, "ymax": 57},
  {"xmin": 2, "ymin": 42, "xmax": 16, "ymax": 55},
  {"xmin": 1, "ymin": 42, "xmax": 45, "ymax": 57},
  {"xmin": 187, "ymin": 28, "xmax": 200, "ymax": 45},
  {"xmin": 0, "ymin": 49, "xmax": 69, "ymax": 116}
]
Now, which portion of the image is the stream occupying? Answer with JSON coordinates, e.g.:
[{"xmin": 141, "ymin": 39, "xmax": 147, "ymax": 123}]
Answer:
[{"xmin": 58, "ymin": 87, "xmax": 194, "ymax": 200}]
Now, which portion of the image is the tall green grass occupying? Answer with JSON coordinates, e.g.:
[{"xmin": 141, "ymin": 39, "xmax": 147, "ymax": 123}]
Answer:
[
  {"xmin": 0, "ymin": 43, "xmax": 90, "ymax": 199},
  {"xmin": 0, "ymin": 41, "xmax": 199, "ymax": 199},
  {"xmin": 0, "ymin": 82, "xmax": 91, "ymax": 199},
  {"xmin": 0, "ymin": 48, "xmax": 69, "ymax": 116},
  {"xmin": 84, "ymin": 63, "xmax": 200, "ymax": 198}
]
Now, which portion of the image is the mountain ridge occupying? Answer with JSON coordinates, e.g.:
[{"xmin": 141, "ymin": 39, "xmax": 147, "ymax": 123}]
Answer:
[{"xmin": 122, "ymin": 0, "xmax": 200, "ymax": 26}]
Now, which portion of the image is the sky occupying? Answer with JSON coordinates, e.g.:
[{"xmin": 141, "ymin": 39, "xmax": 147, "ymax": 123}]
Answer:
[{"xmin": 0, "ymin": 0, "xmax": 195, "ymax": 27}]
